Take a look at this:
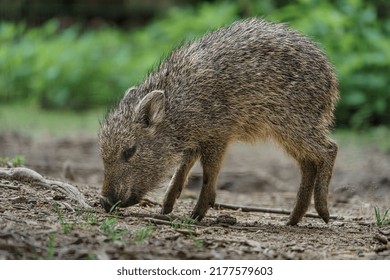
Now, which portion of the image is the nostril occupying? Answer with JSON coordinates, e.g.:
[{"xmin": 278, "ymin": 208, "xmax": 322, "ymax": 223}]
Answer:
[{"xmin": 100, "ymin": 196, "xmax": 113, "ymax": 213}]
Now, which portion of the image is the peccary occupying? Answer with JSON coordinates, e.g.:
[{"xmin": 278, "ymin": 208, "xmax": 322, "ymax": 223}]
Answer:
[{"xmin": 99, "ymin": 18, "xmax": 339, "ymax": 225}]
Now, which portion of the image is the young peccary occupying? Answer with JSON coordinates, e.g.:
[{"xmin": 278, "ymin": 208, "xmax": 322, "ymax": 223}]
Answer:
[{"xmin": 99, "ymin": 18, "xmax": 339, "ymax": 225}]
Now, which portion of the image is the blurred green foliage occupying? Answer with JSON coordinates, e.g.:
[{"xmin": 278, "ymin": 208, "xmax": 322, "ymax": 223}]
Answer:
[
  {"xmin": 0, "ymin": 0, "xmax": 389, "ymax": 128},
  {"xmin": 0, "ymin": 2, "xmax": 237, "ymax": 111},
  {"xmin": 264, "ymin": 0, "xmax": 390, "ymax": 128}
]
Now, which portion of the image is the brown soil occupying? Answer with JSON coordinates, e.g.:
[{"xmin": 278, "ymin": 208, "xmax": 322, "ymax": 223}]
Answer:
[{"xmin": 0, "ymin": 131, "xmax": 389, "ymax": 259}]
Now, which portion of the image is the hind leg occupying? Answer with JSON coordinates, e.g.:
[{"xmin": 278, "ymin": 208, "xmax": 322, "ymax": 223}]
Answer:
[
  {"xmin": 314, "ymin": 139, "xmax": 338, "ymax": 223},
  {"xmin": 278, "ymin": 129, "xmax": 337, "ymax": 225},
  {"xmin": 287, "ymin": 158, "xmax": 318, "ymax": 226}
]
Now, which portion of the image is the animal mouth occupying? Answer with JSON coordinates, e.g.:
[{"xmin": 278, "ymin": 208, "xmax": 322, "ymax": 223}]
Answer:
[
  {"xmin": 100, "ymin": 192, "xmax": 141, "ymax": 212},
  {"xmin": 120, "ymin": 193, "xmax": 141, "ymax": 208}
]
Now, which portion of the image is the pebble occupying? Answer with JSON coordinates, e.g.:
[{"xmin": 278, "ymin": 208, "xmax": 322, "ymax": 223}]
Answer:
[
  {"xmin": 291, "ymin": 246, "xmax": 305, "ymax": 253},
  {"xmin": 216, "ymin": 215, "xmax": 237, "ymax": 225},
  {"xmin": 10, "ymin": 196, "xmax": 27, "ymax": 204},
  {"xmin": 332, "ymin": 221, "xmax": 345, "ymax": 227},
  {"xmin": 373, "ymin": 234, "xmax": 388, "ymax": 245}
]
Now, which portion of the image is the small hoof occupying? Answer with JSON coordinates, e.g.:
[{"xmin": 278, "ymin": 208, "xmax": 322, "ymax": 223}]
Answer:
[
  {"xmin": 286, "ymin": 215, "xmax": 300, "ymax": 226},
  {"xmin": 316, "ymin": 208, "xmax": 330, "ymax": 224},
  {"xmin": 190, "ymin": 212, "xmax": 204, "ymax": 221},
  {"xmin": 286, "ymin": 220, "xmax": 298, "ymax": 226},
  {"xmin": 321, "ymin": 214, "xmax": 330, "ymax": 224},
  {"xmin": 161, "ymin": 206, "xmax": 173, "ymax": 215}
]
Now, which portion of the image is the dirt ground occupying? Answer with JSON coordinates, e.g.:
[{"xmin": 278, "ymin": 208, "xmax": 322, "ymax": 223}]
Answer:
[{"xmin": 0, "ymin": 130, "xmax": 389, "ymax": 260}]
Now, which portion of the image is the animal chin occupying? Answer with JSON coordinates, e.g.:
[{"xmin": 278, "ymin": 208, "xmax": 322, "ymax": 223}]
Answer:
[{"xmin": 120, "ymin": 193, "xmax": 141, "ymax": 208}]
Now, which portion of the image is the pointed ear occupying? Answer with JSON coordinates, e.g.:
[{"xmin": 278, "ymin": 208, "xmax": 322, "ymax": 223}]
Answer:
[
  {"xmin": 134, "ymin": 90, "xmax": 165, "ymax": 127},
  {"xmin": 121, "ymin": 86, "xmax": 138, "ymax": 103},
  {"xmin": 124, "ymin": 86, "xmax": 137, "ymax": 98}
]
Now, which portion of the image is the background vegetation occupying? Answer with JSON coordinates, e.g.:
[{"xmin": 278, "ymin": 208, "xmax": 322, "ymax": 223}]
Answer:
[{"xmin": 1, "ymin": 0, "xmax": 389, "ymax": 128}]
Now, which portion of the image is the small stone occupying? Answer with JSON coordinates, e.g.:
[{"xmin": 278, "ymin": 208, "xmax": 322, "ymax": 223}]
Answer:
[
  {"xmin": 374, "ymin": 245, "xmax": 390, "ymax": 253},
  {"xmin": 216, "ymin": 215, "xmax": 237, "ymax": 225},
  {"xmin": 53, "ymin": 195, "xmax": 66, "ymax": 201},
  {"xmin": 373, "ymin": 234, "xmax": 388, "ymax": 245},
  {"xmin": 10, "ymin": 196, "xmax": 28, "ymax": 204},
  {"xmin": 291, "ymin": 246, "xmax": 305, "ymax": 253},
  {"xmin": 379, "ymin": 229, "xmax": 390, "ymax": 236},
  {"xmin": 332, "ymin": 221, "xmax": 345, "ymax": 227},
  {"xmin": 282, "ymin": 252, "xmax": 295, "ymax": 260},
  {"xmin": 377, "ymin": 250, "xmax": 390, "ymax": 257}
]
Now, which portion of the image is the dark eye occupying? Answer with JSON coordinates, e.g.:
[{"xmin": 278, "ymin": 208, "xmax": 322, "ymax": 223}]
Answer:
[
  {"xmin": 123, "ymin": 146, "xmax": 136, "ymax": 161},
  {"xmin": 142, "ymin": 116, "xmax": 150, "ymax": 128}
]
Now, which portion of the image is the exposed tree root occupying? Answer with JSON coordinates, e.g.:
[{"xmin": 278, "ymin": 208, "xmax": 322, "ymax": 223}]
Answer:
[{"xmin": 0, "ymin": 167, "xmax": 91, "ymax": 209}]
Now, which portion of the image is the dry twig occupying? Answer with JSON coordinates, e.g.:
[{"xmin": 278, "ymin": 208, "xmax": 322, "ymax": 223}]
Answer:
[{"xmin": 214, "ymin": 202, "xmax": 340, "ymax": 220}]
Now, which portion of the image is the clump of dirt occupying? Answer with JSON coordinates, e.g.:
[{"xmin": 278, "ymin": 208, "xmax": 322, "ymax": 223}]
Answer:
[{"xmin": 0, "ymin": 132, "xmax": 389, "ymax": 259}]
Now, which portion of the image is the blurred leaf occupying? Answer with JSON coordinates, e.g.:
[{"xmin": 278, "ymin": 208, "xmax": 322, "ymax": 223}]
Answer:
[{"xmin": 345, "ymin": 91, "xmax": 366, "ymax": 106}]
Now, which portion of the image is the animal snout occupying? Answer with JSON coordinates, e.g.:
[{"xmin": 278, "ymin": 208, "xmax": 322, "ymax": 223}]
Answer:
[
  {"xmin": 100, "ymin": 196, "xmax": 114, "ymax": 213},
  {"xmin": 100, "ymin": 192, "xmax": 140, "ymax": 212}
]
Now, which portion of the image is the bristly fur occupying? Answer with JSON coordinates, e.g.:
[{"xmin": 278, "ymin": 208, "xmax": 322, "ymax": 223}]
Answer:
[{"xmin": 99, "ymin": 18, "xmax": 339, "ymax": 225}]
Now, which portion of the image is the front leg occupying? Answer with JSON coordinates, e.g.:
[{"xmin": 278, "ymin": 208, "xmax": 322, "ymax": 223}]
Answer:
[
  {"xmin": 191, "ymin": 142, "xmax": 227, "ymax": 221},
  {"xmin": 161, "ymin": 149, "xmax": 199, "ymax": 214}
]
